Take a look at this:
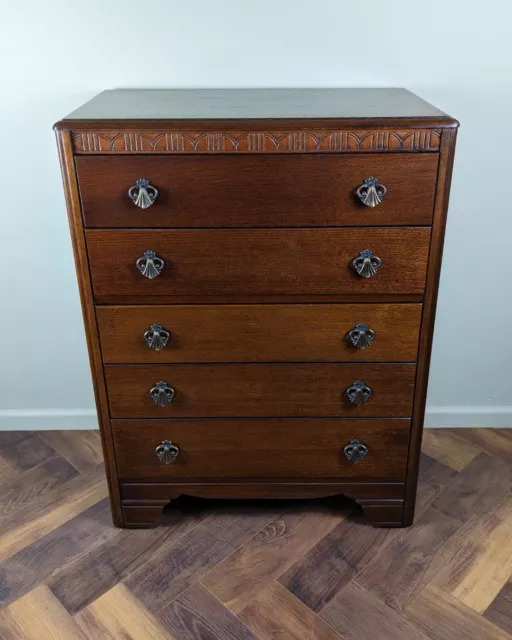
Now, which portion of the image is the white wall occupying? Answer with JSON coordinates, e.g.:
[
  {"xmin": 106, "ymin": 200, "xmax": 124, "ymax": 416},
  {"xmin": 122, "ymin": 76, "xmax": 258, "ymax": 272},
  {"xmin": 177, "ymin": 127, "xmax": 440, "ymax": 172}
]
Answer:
[{"xmin": 2, "ymin": 0, "xmax": 511, "ymax": 429}]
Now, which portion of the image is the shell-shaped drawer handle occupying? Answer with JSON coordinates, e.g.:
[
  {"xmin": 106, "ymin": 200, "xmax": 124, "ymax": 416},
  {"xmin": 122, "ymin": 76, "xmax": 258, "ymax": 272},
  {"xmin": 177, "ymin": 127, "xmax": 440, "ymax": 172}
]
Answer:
[
  {"xmin": 351, "ymin": 249, "xmax": 381, "ymax": 279},
  {"xmin": 343, "ymin": 439, "xmax": 369, "ymax": 464},
  {"xmin": 347, "ymin": 322, "xmax": 376, "ymax": 350},
  {"xmin": 136, "ymin": 250, "xmax": 165, "ymax": 279},
  {"xmin": 144, "ymin": 324, "xmax": 171, "ymax": 351},
  {"xmin": 150, "ymin": 381, "xmax": 176, "ymax": 407},
  {"xmin": 355, "ymin": 176, "xmax": 387, "ymax": 207},
  {"xmin": 128, "ymin": 178, "xmax": 159, "ymax": 209},
  {"xmin": 345, "ymin": 380, "xmax": 372, "ymax": 406},
  {"xmin": 155, "ymin": 440, "xmax": 180, "ymax": 464}
]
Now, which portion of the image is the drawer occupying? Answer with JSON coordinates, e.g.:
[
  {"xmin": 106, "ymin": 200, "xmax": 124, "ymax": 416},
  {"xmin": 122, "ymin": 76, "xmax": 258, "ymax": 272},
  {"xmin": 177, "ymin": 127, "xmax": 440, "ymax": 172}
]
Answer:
[
  {"xmin": 112, "ymin": 418, "xmax": 411, "ymax": 480},
  {"xmin": 97, "ymin": 303, "xmax": 422, "ymax": 363},
  {"xmin": 104, "ymin": 363, "xmax": 416, "ymax": 418},
  {"xmin": 77, "ymin": 154, "xmax": 438, "ymax": 228},
  {"xmin": 86, "ymin": 228, "xmax": 430, "ymax": 299}
]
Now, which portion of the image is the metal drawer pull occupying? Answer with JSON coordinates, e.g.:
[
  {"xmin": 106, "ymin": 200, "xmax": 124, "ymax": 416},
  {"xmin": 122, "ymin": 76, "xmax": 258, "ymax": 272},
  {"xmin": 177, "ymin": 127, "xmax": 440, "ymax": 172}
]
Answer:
[
  {"xmin": 150, "ymin": 381, "xmax": 176, "ymax": 407},
  {"xmin": 351, "ymin": 249, "xmax": 381, "ymax": 279},
  {"xmin": 128, "ymin": 178, "xmax": 159, "ymax": 209},
  {"xmin": 144, "ymin": 324, "xmax": 171, "ymax": 350},
  {"xmin": 345, "ymin": 380, "xmax": 372, "ymax": 406},
  {"xmin": 347, "ymin": 322, "xmax": 376, "ymax": 350},
  {"xmin": 155, "ymin": 440, "xmax": 180, "ymax": 464},
  {"xmin": 343, "ymin": 439, "xmax": 369, "ymax": 464},
  {"xmin": 355, "ymin": 176, "xmax": 387, "ymax": 207},
  {"xmin": 136, "ymin": 250, "xmax": 165, "ymax": 279}
]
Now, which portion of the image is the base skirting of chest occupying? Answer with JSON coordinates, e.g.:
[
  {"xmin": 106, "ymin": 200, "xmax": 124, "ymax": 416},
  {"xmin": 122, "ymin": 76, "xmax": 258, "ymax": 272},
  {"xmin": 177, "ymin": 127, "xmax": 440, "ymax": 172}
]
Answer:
[{"xmin": 119, "ymin": 480, "xmax": 406, "ymax": 528}]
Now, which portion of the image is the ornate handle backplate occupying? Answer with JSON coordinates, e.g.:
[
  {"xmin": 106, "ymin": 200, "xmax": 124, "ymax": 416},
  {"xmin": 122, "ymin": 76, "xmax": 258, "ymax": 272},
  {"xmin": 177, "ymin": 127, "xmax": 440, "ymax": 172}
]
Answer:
[
  {"xmin": 155, "ymin": 440, "xmax": 180, "ymax": 464},
  {"xmin": 351, "ymin": 249, "xmax": 381, "ymax": 279},
  {"xmin": 345, "ymin": 380, "xmax": 372, "ymax": 406},
  {"xmin": 128, "ymin": 178, "xmax": 159, "ymax": 209},
  {"xmin": 136, "ymin": 250, "xmax": 165, "ymax": 279},
  {"xmin": 347, "ymin": 322, "xmax": 376, "ymax": 350},
  {"xmin": 343, "ymin": 439, "xmax": 369, "ymax": 464},
  {"xmin": 144, "ymin": 324, "xmax": 171, "ymax": 351},
  {"xmin": 150, "ymin": 381, "xmax": 176, "ymax": 407},
  {"xmin": 355, "ymin": 176, "xmax": 387, "ymax": 207}
]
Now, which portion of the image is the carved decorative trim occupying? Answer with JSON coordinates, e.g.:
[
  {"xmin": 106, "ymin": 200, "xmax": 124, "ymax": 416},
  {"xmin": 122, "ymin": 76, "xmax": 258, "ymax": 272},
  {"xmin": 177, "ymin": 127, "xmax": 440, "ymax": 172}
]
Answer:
[{"xmin": 72, "ymin": 129, "xmax": 441, "ymax": 154}]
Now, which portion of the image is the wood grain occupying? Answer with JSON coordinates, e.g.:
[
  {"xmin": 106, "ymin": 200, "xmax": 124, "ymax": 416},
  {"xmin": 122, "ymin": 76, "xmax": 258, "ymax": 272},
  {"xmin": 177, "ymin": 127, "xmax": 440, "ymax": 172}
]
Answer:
[
  {"xmin": 112, "ymin": 418, "xmax": 410, "ymax": 480},
  {"xmin": 406, "ymin": 584, "xmax": 511, "ymax": 640},
  {"xmin": 321, "ymin": 582, "xmax": 430, "ymax": 640},
  {"xmin": 413, "ymin": 453, "xmax": 457, "ymax": 517},
  {"xmin": 77, "ymin": 153, "xmax": 438, "ymax": 228},
  {"xmin": 0, "ymin": 431, "xmax": 56, "ymax": 471},
  {"xmin": 97, "ymin": 303, "xmax": 422, "ymax": 364},
  {"xmin": 421, "ymin": 429, "xmax": 480, "ymax": 471},
  {"xmin": 485, "ymin": 580, "xmax": 512, "ymax": 635},
  {"xmin": 279, "ymin": 516, "xmax": 399, "ymax": 611},
  {"xmin": 454, "ymin": 428, "xmax": 512, "ymax": 462},
  {"xmin": 55, "ymin": 87, "xmax": 455, "ymax": 123},
  {"xmin": 75, "ymin": 584, "xmax": 174, "ymax": 640},
  {"xmin": 0, "ymin": 499, "xmax": 115, "ymax": 606},
  {"xmin": 0, "ymin": 585, "xmax": 88, "ymax": 640},
  {"xmin": 125, "ymin": 507, "xmax": 281, "ymax": 612},
  {"xmin": 431, "ymin": 496, "xmax": 512, "ymax": 614},
  {"xmin": 48, "ymin": 502, "xmax": 210, "ymax": 613},
  {"xmin": 403, "ymin": 126, "xmax": 458, "ymax": 524},
  {"xmin": 40, "ymin": 430, "xmax": 104, "ymax": 473},
  {"xmin": 0, "ymin": 456, "xmax": 77, "ymax": 518},
  {"xmin": 86, "ymin": 227, "xmax": 431, "ymax": 299},
  {"xmin": 56, "ymin": 129, "xmax": 123, "ymax": 526},
  {"xmin": 433, "ymin": 452, "xmax": 512, "ymax": 523},
  {"xmin": 355, "ymin": 506, "xmax": 461, "ymax": 611},
  {"xmin": 201, "ymin": 507, "xmax": 343, "ymax": 612},
  {"xmin": 0, "ymin": 466, "xmax": 107, "ymax": 562},
  {"xmin": 105, "ymin": 363, "xmax": 416, "ymax": 419},
  {"xmin": 159, "ymin": 582, "xmax": 257, "ymax": 639},
  {"xmin": 239, "ymin": 580, "xmax": 342, "ymax": 640}
]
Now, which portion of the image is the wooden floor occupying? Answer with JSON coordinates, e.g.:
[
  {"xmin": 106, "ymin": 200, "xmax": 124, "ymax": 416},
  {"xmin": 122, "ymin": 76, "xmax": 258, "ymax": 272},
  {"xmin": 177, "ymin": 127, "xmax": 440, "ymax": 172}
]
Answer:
[{"xmin": 0, "ymin": 429, "xmax": 511, "ymax": 639}]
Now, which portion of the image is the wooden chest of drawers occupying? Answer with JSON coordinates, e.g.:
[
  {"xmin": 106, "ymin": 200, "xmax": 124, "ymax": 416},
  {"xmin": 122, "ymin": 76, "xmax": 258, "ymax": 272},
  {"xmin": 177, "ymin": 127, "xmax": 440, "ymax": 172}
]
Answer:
[{"xmin": 55, "ymin": 88, "xmax": 458, "ymax": 528}]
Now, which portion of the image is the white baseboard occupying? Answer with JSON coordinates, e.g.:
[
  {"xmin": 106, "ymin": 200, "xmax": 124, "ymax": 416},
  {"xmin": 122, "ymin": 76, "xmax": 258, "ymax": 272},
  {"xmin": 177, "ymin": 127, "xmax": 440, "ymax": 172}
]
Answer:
[
  {"xmin": 0, "ymin": 409, "xmax": 98, "ymax": 431},
  {"xmin": 425, "ymin": 406, "xmax": 512, "ymax": 428},
  {"xmin": 0, "ymin": 407, "xmax": 510, "ymax": 431}
]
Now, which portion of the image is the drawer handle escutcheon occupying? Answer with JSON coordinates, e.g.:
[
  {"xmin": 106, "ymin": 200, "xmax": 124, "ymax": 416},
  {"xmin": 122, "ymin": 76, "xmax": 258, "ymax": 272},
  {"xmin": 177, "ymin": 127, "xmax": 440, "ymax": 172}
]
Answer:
[
  {"xmin": 343, "ymin": 439, "xmax": 369, "ymax": 464},
  {"xmin": 136, "ymin": 250, "xmax": 165, "ymax": 279},
  {"xmin": 355, "ymin": 176, "xmax": 387, "ymax": 207},
  {"xmin": 150, "ymin": 381, "xmax": 176, "ymax": 407},
  {"xmin": 144, "ymin": 324, "xmax": 171, "ymax": 350},
  {"xmin": 345, "ymin": 380, "xmax": 372, "ymax": 406},
  {"xmin": 351, "ymin": 249, "xmax": 381, "ymax": 279},
  {"xmin": 128, "ymin": 178, "xmax": 159, "ymax": 209},
  {"xmin": 347, "ymin": 322, "xmax": 376, "ymax": 350},
  {"xmin": 155, "ymin": 440, "xmax": 180, "ymax": 464}
]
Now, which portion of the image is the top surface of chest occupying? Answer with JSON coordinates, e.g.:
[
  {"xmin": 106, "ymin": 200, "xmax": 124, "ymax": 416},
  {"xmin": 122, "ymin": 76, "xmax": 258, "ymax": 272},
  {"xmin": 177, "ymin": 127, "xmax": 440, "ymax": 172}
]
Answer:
[{"xmin": 59, "ymin": 88, "xmax": 452, "ymax": 121}]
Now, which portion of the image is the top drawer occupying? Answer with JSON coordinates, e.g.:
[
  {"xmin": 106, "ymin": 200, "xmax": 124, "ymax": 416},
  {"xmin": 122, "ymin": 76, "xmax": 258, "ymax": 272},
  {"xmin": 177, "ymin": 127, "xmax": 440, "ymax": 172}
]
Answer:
[{"xmin": 76, "ymin": 154, "xmax": 438, "ymax": 228}]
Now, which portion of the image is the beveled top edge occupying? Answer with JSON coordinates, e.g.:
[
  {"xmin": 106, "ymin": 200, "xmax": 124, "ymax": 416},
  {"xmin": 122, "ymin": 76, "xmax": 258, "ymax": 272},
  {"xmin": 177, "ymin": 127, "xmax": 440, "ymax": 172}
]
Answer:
[{"xmin": 56, "ymin": 88, "xmax": 457, "ymax": 124}]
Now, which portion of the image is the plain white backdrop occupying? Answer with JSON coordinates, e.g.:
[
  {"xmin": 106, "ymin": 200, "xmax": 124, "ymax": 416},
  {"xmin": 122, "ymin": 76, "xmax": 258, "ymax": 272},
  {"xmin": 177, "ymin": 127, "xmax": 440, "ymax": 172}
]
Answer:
[{"xmin": 1, "ymin": 0, "xmax": 511, "ymax": 428}]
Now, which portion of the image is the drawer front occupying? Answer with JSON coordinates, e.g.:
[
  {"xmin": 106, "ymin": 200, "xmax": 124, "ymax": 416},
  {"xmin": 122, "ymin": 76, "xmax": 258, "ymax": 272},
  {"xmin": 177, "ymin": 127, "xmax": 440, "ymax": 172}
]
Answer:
[
  {"xmin": 77, "ymin": 154, "xmax": 438, "ymax": 228},
  {"xmin": 104, "ymin": 363, "xmax": 416, "ymax": 418},
  {"xmin": 97, "ymin": 303, "xmax": 422, "ymax": 363},
  {"xmin": 112, "ymin": 418, "xmax": 410, "ymax": 480},
  {"xmin": 86, "ymin": 228, "xmax": 430, "ymax": 298}
]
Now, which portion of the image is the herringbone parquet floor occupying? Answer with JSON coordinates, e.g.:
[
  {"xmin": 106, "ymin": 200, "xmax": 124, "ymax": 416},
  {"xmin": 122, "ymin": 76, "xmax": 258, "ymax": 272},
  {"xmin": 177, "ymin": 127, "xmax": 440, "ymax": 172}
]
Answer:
[{"xmin": 0, "ymin": 429, "xmax": 511, "ymax": 639}]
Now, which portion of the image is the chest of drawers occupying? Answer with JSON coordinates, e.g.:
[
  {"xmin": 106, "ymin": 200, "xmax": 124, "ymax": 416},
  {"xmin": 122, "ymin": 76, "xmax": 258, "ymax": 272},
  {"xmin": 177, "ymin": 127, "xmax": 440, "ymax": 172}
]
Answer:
[{"xmin": 55, "ymin": 89, "xmax": 458, "ymax": 528}]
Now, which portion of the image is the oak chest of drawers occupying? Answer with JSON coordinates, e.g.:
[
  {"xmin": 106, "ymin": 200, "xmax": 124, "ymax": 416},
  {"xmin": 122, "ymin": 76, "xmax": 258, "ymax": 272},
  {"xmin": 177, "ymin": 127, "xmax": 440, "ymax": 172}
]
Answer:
[{"xmin": 55, "ymin": 88, "xmax": 458, "ymax": 528}]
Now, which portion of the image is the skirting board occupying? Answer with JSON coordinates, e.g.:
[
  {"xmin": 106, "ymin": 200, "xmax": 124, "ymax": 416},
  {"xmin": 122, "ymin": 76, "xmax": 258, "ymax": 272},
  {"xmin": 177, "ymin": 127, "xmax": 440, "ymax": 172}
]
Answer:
[
  {"xmin": 0, "ymin": 407, "xmax": 510, "ymax": 430},
  {"xmin": 0, "ymin": 409, "xmax": 98, "ymax": 431}
]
